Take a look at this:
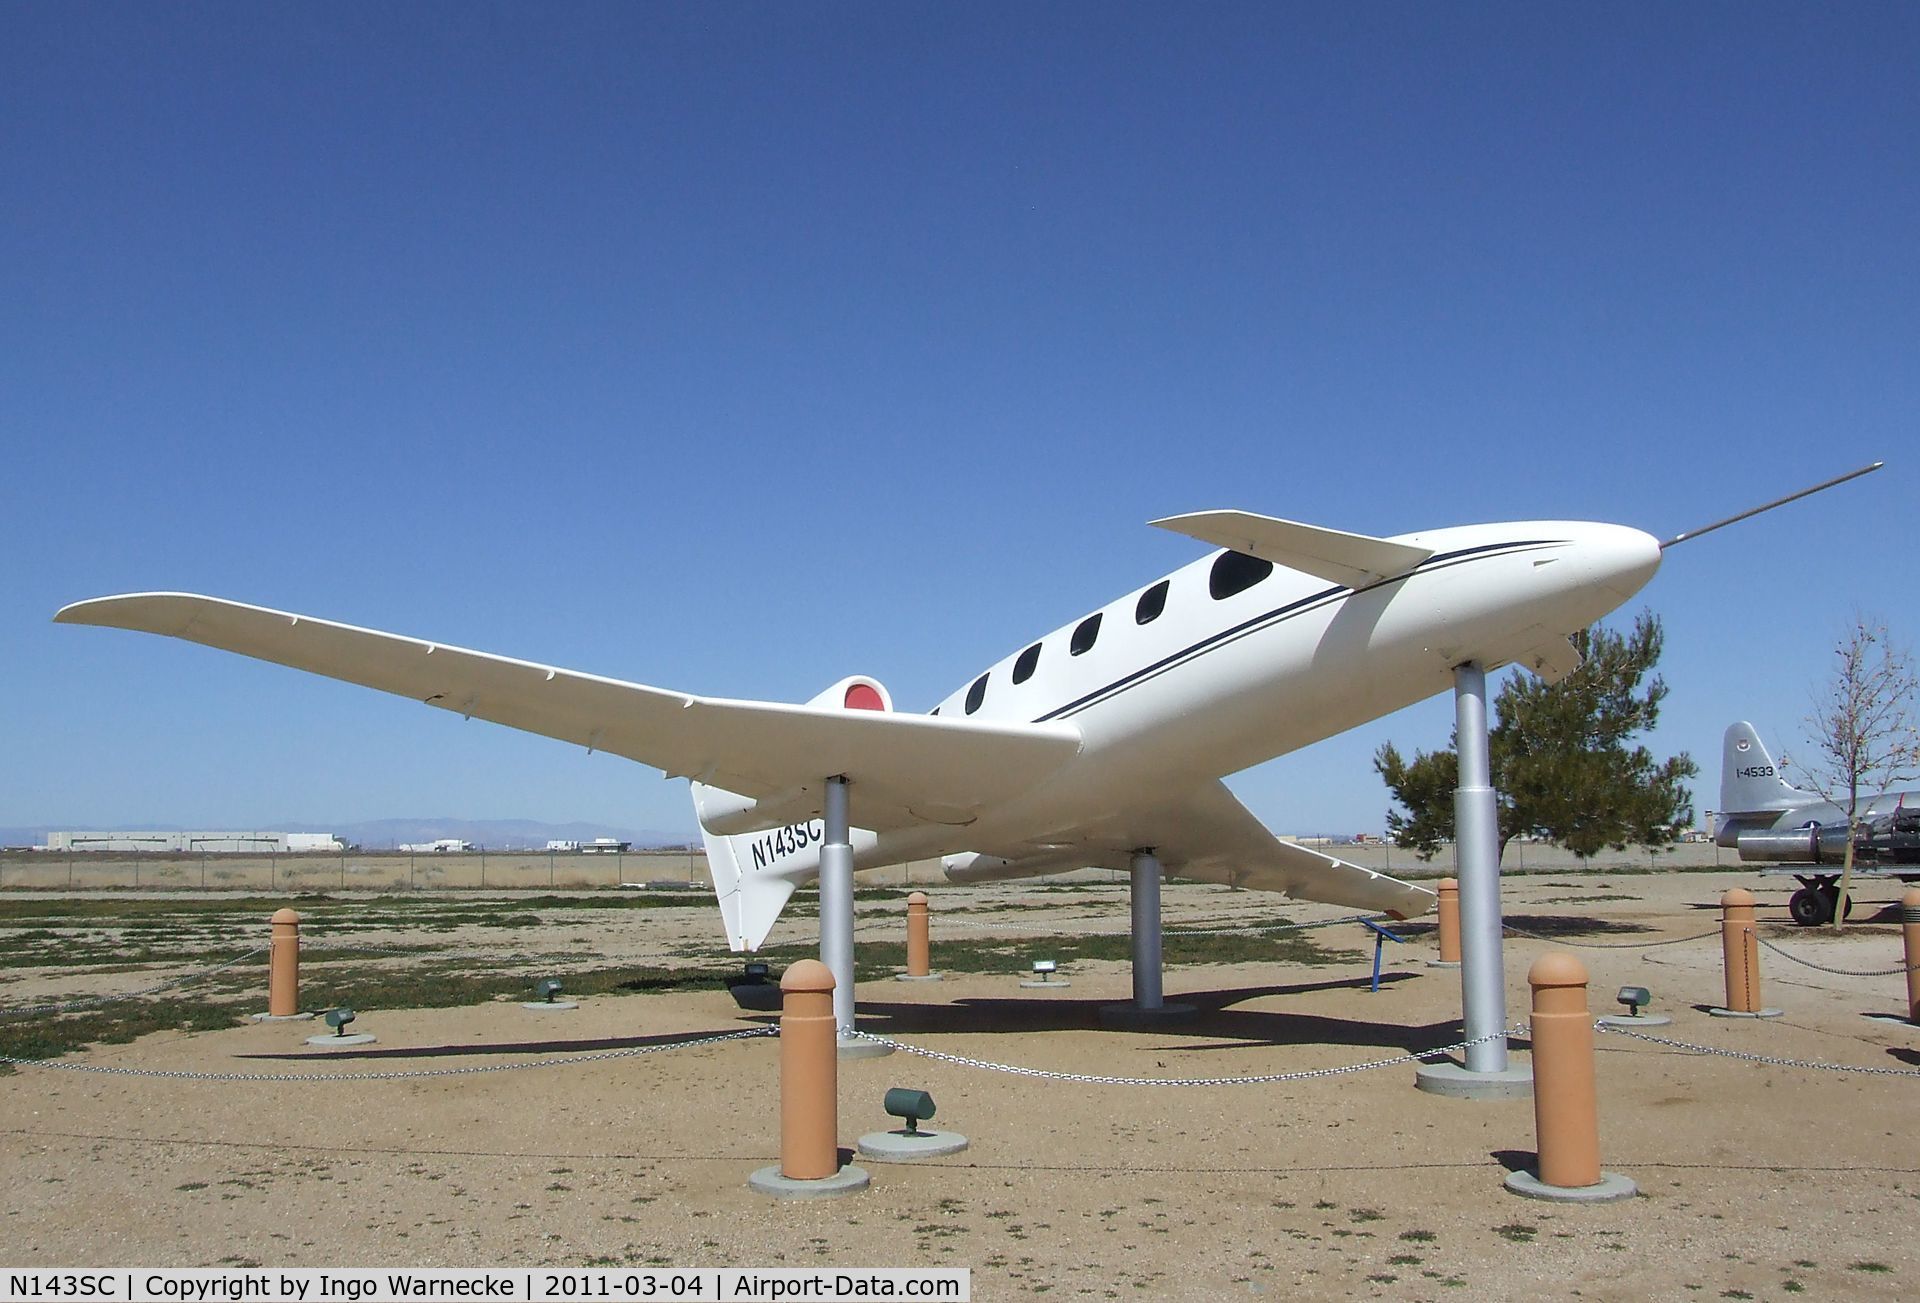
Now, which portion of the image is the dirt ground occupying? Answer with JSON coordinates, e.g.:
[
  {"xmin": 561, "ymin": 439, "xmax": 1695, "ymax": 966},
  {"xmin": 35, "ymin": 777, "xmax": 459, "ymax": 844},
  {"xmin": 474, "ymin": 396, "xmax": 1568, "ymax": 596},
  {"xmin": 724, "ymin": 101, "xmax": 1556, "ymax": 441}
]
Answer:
[{"xmin": 3, "ymin": 871, "xmax": 1918, "ymax": 1300}]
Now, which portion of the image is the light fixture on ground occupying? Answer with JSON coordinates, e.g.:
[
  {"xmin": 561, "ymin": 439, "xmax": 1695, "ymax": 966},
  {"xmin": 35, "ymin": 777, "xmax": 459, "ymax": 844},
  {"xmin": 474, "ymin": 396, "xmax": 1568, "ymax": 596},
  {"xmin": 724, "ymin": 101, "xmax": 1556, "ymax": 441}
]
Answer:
[
  {"xmin": 1019, "ymin": 958, "xmax": 1070, "ymax": 989},
  {"xmin": 523, "ymin": 977, "xmax": 577, "ymax": 1012},
  {"xmin": 1594, "ymin": 984, "xmax": 1670, "ymax": 1028},
  {"xmin": 856, "ymin": 1087, "xmax": 969, "ymax": 1161},
  {"xmin": 305, "ymin": 1005, "xmax": 375, "ymax": 1047}
]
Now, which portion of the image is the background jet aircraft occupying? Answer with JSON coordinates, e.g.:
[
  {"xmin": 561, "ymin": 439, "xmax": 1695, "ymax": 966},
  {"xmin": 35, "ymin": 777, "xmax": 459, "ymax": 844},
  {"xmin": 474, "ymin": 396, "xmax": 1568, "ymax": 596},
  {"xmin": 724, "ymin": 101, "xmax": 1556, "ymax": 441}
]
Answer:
[{"xmin": 1717, "ymin": 720, "xmax": 1920, "ymax": 924}]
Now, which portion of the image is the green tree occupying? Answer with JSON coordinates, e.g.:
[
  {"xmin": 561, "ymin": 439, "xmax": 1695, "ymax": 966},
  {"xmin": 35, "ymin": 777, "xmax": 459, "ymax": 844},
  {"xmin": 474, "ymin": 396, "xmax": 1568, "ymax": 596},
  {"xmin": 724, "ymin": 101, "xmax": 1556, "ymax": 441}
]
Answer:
[{"xmin": 1373, "ymin": 612, "xmax": 1698, "ymax": 860}]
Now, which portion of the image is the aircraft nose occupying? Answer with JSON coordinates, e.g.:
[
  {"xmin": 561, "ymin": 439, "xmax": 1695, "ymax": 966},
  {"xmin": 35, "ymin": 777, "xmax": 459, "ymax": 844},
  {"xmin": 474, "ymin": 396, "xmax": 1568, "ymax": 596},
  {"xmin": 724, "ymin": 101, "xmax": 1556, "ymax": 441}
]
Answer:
[{"xmin": 1592, "ymin": 524, "xmax": 1662, "ymax": 601}]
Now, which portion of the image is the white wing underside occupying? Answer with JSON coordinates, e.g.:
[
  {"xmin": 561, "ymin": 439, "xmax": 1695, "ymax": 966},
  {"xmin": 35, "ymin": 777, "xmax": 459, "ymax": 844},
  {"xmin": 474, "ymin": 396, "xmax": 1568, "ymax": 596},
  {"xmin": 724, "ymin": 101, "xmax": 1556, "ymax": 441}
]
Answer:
[
  {"xmin": 54, "ymin": 593, "xmax": 1082, "ymax": 834},
  {"xmin": 965, "ymin": 780, "xmax": 1435, "ymax": 918}
]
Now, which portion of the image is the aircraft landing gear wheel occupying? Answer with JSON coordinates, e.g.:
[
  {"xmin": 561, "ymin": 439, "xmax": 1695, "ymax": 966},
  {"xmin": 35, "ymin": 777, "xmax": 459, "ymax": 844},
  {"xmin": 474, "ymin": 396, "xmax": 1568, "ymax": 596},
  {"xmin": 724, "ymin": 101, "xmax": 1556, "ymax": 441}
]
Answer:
[{"xmin": 1789, "ymin": 888, "xmax": 1831, "ymax": 927}]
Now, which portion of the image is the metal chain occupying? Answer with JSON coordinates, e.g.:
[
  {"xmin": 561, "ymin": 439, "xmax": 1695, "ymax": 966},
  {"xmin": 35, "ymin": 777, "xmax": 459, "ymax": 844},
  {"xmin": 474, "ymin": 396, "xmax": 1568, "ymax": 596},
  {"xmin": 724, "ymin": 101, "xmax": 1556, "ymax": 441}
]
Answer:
[
  {"xmin": 1595, "ymin": 1021, "xmax": 1920, "ymax": 1078},
  {"xmin": 1754, "ymin": 936, "xmax": 1920, "ymax": 977},
  {"xmin": 0, "ymin": 1026, "xmax": 776, "ymax": 1082},
  {"xmin": 1503, "ymin": 924, "xmax": 1721, "ymax": 950},
  {"xmin": 839, "ymin": 1024, "xmax": 1524, "ymax": 1087},
  {"xmin": 0, "ymin": 948, "xmax": 267, "ymax": 1018}
]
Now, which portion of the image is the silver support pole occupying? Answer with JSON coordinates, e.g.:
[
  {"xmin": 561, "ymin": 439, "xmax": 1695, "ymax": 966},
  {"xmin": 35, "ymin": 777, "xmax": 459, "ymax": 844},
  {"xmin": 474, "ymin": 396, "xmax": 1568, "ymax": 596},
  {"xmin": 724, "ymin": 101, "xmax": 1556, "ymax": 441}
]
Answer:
[
  {"xmin": 1129, "ymin": 849, "xmax": 1165, "ymax": 1010},
  {"xmin": 1453, "ymin": 661, "xmax": 1509, "ymax": 1073},
  {"xmin": 819, "ymin": 775, "xmax": 856, "ymax": 1035}
]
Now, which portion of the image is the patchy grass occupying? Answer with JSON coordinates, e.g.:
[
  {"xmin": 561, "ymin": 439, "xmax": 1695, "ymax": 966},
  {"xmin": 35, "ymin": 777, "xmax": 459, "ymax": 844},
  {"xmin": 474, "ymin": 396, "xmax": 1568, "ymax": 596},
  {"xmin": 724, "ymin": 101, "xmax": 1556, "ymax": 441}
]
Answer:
[{"xmin": 1, "ymin": 888, "xmax": 1360, "ymax": 1067}]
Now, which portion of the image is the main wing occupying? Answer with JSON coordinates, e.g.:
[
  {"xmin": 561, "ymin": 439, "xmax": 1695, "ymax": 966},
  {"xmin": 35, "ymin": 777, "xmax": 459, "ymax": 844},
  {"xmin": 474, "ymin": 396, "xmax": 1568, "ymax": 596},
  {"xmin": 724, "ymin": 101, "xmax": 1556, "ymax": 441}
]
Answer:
[
  {"xmin": 55, "ymin": 593, "xmax": 1082, "ymax": 832},
  {"xmin": 1154, "ymin": 781, "xmax": 1434, "ymax": 917},
  {"xmin": 943, "ymin": 780, "xmax": 1434, "ymax": 917}
]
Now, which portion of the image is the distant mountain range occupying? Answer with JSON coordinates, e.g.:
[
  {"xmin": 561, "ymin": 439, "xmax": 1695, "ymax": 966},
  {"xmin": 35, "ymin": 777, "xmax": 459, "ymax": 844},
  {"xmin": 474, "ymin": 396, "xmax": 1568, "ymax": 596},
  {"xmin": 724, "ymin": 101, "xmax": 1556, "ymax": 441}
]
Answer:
[{"xmin": 0, "ymin": 818, "xmax": 693, "ymax": 851}]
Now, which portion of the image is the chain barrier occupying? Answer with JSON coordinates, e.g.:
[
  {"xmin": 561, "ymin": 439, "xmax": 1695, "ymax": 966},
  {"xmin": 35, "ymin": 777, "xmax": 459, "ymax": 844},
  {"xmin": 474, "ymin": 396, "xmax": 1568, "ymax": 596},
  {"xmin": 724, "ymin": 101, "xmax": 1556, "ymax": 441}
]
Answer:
[
  {"xmin": 1596, "ymin": 1021, "xmax": 1920, "ymax": 1078},
  {"xmin": 1754, "ymin": 936, "xmax": 1920, "ymax": 977},
  {"xmin": 0, "ymin": 1026, "xmax": 777, "ymax": 1083},
  {"xmin": 0, "ymin": 948, "xmax": 266, "ymax": 1018},
  {"xmin": 839, "ymin": 1024, "xmax": 1524, "ymax": 1087},
  {"xmin": 1502, "ymin": 923, "xmax": 1721, "ymax": 950}
]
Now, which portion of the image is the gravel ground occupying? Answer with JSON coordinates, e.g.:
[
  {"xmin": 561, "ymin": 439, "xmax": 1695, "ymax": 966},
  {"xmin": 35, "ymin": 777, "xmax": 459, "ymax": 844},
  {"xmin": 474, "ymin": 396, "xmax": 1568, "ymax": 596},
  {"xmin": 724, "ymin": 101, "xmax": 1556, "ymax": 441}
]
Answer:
[{"xmin": 3, "ymin": 871, "xmax": 1917, "ymax": 1300}]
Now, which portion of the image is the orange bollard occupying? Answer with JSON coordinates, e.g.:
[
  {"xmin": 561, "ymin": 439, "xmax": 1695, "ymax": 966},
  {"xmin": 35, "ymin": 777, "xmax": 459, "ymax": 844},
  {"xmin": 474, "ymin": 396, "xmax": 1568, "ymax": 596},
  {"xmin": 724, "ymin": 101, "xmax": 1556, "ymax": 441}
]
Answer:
[
  {"xmin": 1504, "ymin": 953, "xmax": 1636, "ymax": 1201},
  {"xmin": 1719, "ymin": 888, "xmax": 1761, "ymax": 1014},
  {"xmin": 905, "ymin": 892, "xmax": 931, "ymax": 978},
  {"xmin": 1436, "ymin": 877, "xmax": 1461, "ymax": 965},
  {"xmin": 1903, "ymin": 889, "xmax": 1920, "ymax": 1025},
  {"xmin": 269, "ymin": 908, "xmax": 300, "ymax": 1017},
  {"xmin": 778, "ymin": 959, "xmax": 840, "ymax": 1181},
  {"xmin": 1527, "ymin": 953, "xmax": 1601, "ymax": 1187}
]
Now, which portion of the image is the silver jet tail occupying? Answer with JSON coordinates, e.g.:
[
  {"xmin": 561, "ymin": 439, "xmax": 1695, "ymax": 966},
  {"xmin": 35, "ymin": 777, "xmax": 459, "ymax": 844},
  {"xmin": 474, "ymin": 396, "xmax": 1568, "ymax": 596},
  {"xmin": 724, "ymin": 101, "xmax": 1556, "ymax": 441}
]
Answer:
[{"xmin": 1719, "ymin": 721, "xmax": 1822, "ymax": 816}]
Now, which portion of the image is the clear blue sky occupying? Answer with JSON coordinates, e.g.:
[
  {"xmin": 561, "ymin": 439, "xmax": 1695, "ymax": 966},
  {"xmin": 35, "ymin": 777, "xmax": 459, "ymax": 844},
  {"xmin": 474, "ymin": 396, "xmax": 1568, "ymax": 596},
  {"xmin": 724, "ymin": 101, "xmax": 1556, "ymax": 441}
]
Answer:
[{"xmin": 3, "ymin": 4, "xmax": 1913, "ymax": 842}]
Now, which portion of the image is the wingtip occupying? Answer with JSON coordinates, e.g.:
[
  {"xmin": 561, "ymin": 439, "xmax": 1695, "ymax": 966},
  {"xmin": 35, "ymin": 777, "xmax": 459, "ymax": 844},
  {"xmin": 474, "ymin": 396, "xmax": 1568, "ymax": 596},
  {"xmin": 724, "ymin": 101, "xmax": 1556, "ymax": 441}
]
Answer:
[{"xmin": 52, "ymin": 592, "xmax": 211, "ymax": 629}]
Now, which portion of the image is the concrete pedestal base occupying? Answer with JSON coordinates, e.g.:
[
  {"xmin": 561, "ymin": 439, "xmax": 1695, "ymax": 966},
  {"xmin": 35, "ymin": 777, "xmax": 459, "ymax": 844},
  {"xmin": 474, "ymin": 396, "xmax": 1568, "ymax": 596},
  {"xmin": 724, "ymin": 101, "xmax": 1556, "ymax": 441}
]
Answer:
[
  {"xmin": 1708, "ymin": 1007, "xmax": 1783, "ymax": 1019},
  {"xmin": 1504, "ymin": 1170, "xmax": 1638, "ymax": 1203},
  {"xmin": 893, "ymin": 973, "xmax": 942, "ymax": 983},
  {"xmin": 1594, "ymin": 1013, "xmax": 1672, "ymax": 1029},
  {"xmin": 857, "ymin": 1129, "xmax": 969, "ymax": 1161},
  {"xmin": 522, "ymin": 1001, "xmax": 578, "ymax": 1011},
  {"xmin": 251, "ymin": 1011, "xmax": 314, "ymax": 1022},
  {"xmin": 1099, "ymin": 1001, "xmax": 1197, "ymax": 1028},
  {"xmin": 1864, "ymin": 1013, "xmax": 1920, "ymax": 1027},
  {"xmin": 837, "ymin": 1034, "xmax": 895, "ymax": 1060},
  {"xmin": 305, "ymin": 1032, "xmax": 376, "ymax": 1047},
  {"xmin": 1425, "ymin": 960, "xmax": 1461, "ymax": 970},
  {"xmin": 748, "ymin": 1164, "xmax": 871, "ymax": 1199},
  {"xmin": 1413, "ymin": 1059, "xmax": 1534, "ymax": 1099},
  {"xmin": 1019, "ymin": 978, "xmax": 1071, "ymax": 989}
]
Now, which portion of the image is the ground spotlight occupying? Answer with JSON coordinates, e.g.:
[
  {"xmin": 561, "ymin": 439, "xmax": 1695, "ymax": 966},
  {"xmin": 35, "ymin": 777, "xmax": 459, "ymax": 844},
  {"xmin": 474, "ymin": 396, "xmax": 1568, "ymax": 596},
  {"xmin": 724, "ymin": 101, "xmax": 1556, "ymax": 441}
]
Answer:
[
  {"xmin": 323, "ymin": 1007, "xmax": 356, "ymax": 1036},
  {"xmin": 882, "ymin": 1088, "xmax": 936, "ymax": 1136}
]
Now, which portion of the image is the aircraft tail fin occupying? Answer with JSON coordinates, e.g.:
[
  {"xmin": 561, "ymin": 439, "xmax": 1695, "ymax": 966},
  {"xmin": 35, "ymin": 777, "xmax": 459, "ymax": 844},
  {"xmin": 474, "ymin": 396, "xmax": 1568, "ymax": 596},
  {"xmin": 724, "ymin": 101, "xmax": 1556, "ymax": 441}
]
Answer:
[
  {"xmin": 694, "ymin": 780, "xmax": 807, "ymax": 953},
  {"xmin": 1720, "ymin": 721, "xmax": 1822, "ymax": 815}
]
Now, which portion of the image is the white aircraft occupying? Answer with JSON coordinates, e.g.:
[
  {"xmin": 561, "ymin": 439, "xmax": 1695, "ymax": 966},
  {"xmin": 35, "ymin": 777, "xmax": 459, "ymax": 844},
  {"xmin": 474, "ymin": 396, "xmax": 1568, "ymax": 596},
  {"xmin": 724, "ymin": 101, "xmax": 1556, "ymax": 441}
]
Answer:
[
  {"xmin": 53, "ymin": 465, "xmax": 1877, "ymax": 1034},
  {"xmin": 56, "ymin": 518, "xmax": 1657, "ymax": 910}
]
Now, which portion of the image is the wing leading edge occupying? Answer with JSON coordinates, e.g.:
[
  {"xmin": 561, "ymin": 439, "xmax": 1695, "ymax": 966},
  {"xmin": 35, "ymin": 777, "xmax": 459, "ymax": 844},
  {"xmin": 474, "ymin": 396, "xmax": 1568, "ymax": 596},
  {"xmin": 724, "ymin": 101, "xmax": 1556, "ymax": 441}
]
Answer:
[
  {"xmin": 1150, "ymin": 510, "xmax": 1433, "ymax": 588},
  {"xmin": 54, "ymin": 593, "xmax": 1082, "ymax": 833}
]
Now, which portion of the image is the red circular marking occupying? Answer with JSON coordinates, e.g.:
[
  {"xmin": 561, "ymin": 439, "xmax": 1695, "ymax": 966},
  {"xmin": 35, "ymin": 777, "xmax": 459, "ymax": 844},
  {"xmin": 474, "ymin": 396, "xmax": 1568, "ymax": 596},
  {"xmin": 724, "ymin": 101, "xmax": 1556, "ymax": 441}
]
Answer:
[{"xmin": 843, "ymin": 683, "xmax": 885, "ymax": 711}]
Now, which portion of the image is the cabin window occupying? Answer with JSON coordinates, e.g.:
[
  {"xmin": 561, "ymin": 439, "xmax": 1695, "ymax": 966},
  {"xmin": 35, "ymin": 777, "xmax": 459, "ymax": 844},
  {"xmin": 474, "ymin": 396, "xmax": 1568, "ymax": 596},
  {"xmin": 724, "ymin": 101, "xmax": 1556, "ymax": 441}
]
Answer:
[
  {"xmin": 965, "ymin": 673, "xmax": 988, "ymax": 715},
  {"xmin": 929, "ymin": 706, "xmax": 940, "ymax": 717},
  {"xmin": 1209, "ymin": 551, "xmax": 1272, "ymax": 600},
  {"xmin": 1012, "ymin": 642, "xmax": 1042, "ymax": 684},
  {"xmin": 1070, "ymin": 612, "xmax": 1103, "ymax": 656},
  {"xmin": 1135, "ymin": 579, "xmax": 1170, "ymax": 625}
]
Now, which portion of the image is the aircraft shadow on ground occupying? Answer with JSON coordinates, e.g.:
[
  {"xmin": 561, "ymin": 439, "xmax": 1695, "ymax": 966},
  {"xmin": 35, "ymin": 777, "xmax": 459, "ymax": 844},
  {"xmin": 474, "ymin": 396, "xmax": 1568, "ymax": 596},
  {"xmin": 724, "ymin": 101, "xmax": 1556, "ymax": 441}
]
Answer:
[
  {"xmin": 232, "ymin": 1026, "xmax": 754, "ymax": 1063},
  {"xmin": 837, "ymin": 973, "xmax": 1504, "ymax": 1056},
  {"xmin": 1502, "ymin": 913, "xmax": 1657, "ymax": 938}
]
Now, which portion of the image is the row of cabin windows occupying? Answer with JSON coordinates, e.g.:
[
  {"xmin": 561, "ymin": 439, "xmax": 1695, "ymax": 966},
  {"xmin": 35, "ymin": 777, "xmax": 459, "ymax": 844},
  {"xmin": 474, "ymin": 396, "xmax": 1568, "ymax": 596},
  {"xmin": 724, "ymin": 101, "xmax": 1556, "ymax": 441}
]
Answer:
[{"xmin": 961, "ymin": 550, "xmax": 1274, "ymax": 715}]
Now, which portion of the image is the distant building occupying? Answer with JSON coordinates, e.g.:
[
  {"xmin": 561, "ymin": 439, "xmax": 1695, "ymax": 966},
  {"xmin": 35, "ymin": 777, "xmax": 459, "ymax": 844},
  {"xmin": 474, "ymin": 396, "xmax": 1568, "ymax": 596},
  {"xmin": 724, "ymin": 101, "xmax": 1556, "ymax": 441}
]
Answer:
[
  {"xmin": 398, "ymin": 839, "xmax": 475, "ymax": 853},
  {"xmin": 46, "ymin": 831, "xmax": 343, "ymax": 853},
  {"xmin": 546, "ymin": 838, "xmax": 632, "ymax": 853}
]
